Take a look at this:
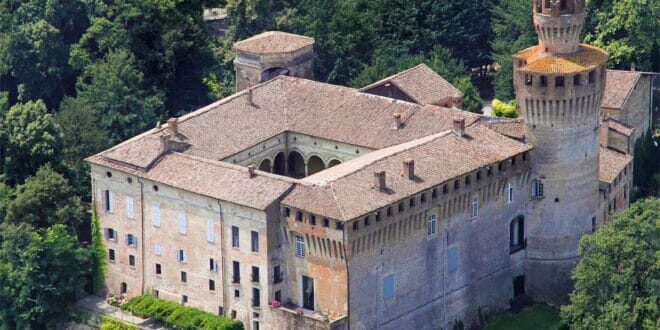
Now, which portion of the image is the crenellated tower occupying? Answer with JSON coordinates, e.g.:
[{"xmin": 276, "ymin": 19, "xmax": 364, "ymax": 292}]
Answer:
[{"xmin": 513, "ymin": 0, "xmax": 608, "ymax": 305}]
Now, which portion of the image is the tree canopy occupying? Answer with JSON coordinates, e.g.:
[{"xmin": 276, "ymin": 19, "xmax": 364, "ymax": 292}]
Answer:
[{"xmin": 561, "ymin": 198, "xmax": 660, "ymax": 329}]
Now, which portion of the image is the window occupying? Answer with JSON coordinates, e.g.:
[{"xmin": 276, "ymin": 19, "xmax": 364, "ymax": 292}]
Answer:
[
  {"xmin": 251, "ymin": 266, "xmax": 260, "ymax": 283},
  {"xmin": 154, "ymin": 243, "xmax": 162, "ymax": 256},
  {"xmin": 129, "ymin": 255, "xmax": 135, "ymax": 267},
  {"xmin": 209, "ymin": 279, "xmax": 216, "ymax": 291},
  {"xmin": 465, "ymin": 175, "xmax": 471, "ymax": 186},
  {"xmin": 383, "ymin": 274, "xmax": 395, "ymax": 300},
  {"xmin": 151, "ymin": 203, "xmax": 161, "ymax": 227},
  {"xmin": 487, "ymin": 166, "xmax": 493, "ymax": 176},
  {"xmin": 364, "ymin": 216, "xmax": 370, "ymax": 226},
  {"xmin": 573, "ymin": 74, "xmax": 581, "ymax": 85},
  {"xmin": 108, "ymin": 249, "xmax": 115, "ymax": 261},
  {"xmin": 335, "ymin": 222, "xmax": 344, "ymax": 230},
  {"xmin": 178, "ymin": 209, "xmax": 186, "ymax": 234},
  {"xmin": 251, "ymin": 231, "xmax": 259, "ymax": 253},
  {"xmin": 322, "ymin": 218, "xmax": 329, "ymax": 227},
  {"xmin": 207, "ymin": 219, "xmax": 215, "ymax": 243},
  {"xmin": 352, "ymin": 222, "xmax": 358, "ymax": 231},
  {"xmin": 232, "ymin": 261, "xmax": 240, "ymax": 283},
  {"xmin": 431, "ymin": 188, "xmax": 438, "ymax": 199},
  {"xmin": 296, "ymin": 211, "xmax": 303, "ymax": 222},
  {"xmin": 375, "ymin": 211, "xmax": 382, "ymax": 222},
  {"xmin": 443, "ymin": 184, "xmax": 448, "ymax": 194},
  {"xmin": 295, "ymin": 235, "xmax": 305, "ymax": 257},
  {"xmin": 102, "ymin": 190, "xmax": 113, "ymax": 212},
  {"xmin": 469, "ymin": 197, "xmax": 479, "ymax": 219},
  {"xmin": 181, "ymin": 271, "xmax": 187, "ymax": 283},
  {"xmin": 126, "ymin": 234, "xmax": 137, "ymax": 247},
  {"xmin": 182, "ymin": 295, "xmax": 188, "ymax": 304},
  {"xmin": 309, "ymin": 215, "xmax": 316, "ymax": 226},
  {"xmin": 560, "ymin": 0, "xmax": 567, "ymax": 10},
  {"xmin": 387, "ymin": 206, "xmax": 393, "ymax": 217},
  {"xmin": 447, "ymin": 246, "xmax": 458, "ymax": 273},
  {"xmin": 398, "ymin": 202, "xmax": 405, "ymax": 213},
  {"xmin": 209, "ymin": 258, "xmax": 218, "ymax": 272},
  {"xmin": 231, "ymin": 310, "xmax": 237, "ymax": 319},
  {"xmin": 427, "ymin": 215, "xmax": 437, "ymax": 237},
  {"xmin": 420, "ymin": 193, "xmax": 427, "ymax": 203},
  {"xmin": 525, "ymin": 74, "xmax": 533, "ymax": 86},
  {"xmin": 275, "ymin": 290, "xmax": 281, "ymax": 302},
  {"xmin": 409, "ymin": 197, "xmax": 416, "ymax": 208},
  {"xmin": 231, "ymin": 226, "xmax": 239, "ymax": 248},
  {"xmin": 177, "ymin": 249, "xmax": 186, "ymax": 262},
  {"xmin": 252, "ymin": 288, "xmax": 260, "ymax": 307},
  {"xmin": 510, "ymin": 217, "xmax": 525, "ymax": 253},
  {"xmin": 588, "ymin": 71, "xmax": 595, "ymax": 84},
  {"xmin": 532, "ymin": 179, "xmax": 544, "ymax": 198},
  {"xmin": 234, "ymin": 289, "xmax": 240, "ymax": 298},
  {"xmin": 273, "ymin": 265, "xmax": 283, "ymax": 284},
  {"xmin": 454, "ymin": 180, "xmax": 460, "ymax": 190},
  {"xmin": 476, "ymin": 171, "xmax": 482, "ymax": 181},
  {"xmin": 155, "ymin": 263, "xmax": 162, "ymax": 275},
  {"xmin": 591, "ymin": 217, "xmax": 597, "ymax": 233},
  {"xmin": 555, "ymin": 76, "xmax": 564, "ymax": 87},
  {"xmin": 283, "ymin": 207, "xmax": 290, "ymax": 217},
  {"xmin": 126, "ymin": 196, "xmax": 134, "ymax": 219},
  {"xmin": 540, "ymin": 76, "xmax": 547, "ymax": 87},
  {"xmin": 105, "ymin": 228, "xmax": 117, "ymax": 241},
  {"xmin": 506, "ymin": 183, "xmax": 514, "ymax": 204}
]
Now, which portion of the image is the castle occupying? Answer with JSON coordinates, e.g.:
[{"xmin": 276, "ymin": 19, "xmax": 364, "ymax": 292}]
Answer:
[{"xmin": 88, "ymin": 1, "xmax": 642, "ymax": 329}]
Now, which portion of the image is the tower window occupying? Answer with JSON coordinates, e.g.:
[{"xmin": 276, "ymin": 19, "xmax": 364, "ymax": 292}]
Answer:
[
  {"xmin": 510, "ymin": 216, "xmax": 525, "ymax": 253},
  {"xmin": 532, "ymin": 179, "xmax": 544, "ymax": 198},
  {"xmin": 560, "ymin": 0, "xmax": 567, "ymax": 10},
  {"xmin": 588, "ymin": 71, "xmax": 595, "ymax": 84},
  {"xmin": 540, "ymin": 76, "xmax": 547, "ymax": 87},
  {"xmin": 555, "ymin": 76, "xmax": 564, "ymax": 87},
  {"xmin": 525, "ymin": 75, "xmax": 533, "ymax": 86},
  {"xmin": 573, "ymin": 74, "xmax": 581, "ymax": 85}
]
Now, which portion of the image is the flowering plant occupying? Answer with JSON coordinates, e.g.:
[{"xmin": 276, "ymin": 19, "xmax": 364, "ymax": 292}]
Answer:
[
  {"xmin": 295, "ymin": 307, "xmax": 303, "ymax": 315},
  {"xmin": 271, "ymin": 300, "xmax": 281, "ymax": 308}
]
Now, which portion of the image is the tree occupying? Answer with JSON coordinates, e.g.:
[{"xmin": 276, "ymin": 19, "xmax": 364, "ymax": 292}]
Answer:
[
  {"xmin": 56, "ymin": 97, "xmax": 109, "ymax": 198},
  {"xmin": 560, "ymin": 198, "xmax": 660, "ymax": 329},
  {"xmin": 633, "ymin": 130, "xmax": 660, "ymax": 198},
  {"xmin": 492, "ymin": 99, "xmax": 519, "ymax": 118},
  {"xmin": 4, "ymin": 165, "xmax": 84, "ymax": 232},
  {"xmin": 585, "ymin": 0, "xmax": 659, "ymax": 72},
  {"xmin": 490, "ymin": 0, "xmax": 537, "ymax": 101},
  {"xmin": 0, "ymin": 223, "xmax": 92, "ymax": 329},
  {"xmin": 1, "ymin": 100, "xmax": 63, "ymax": 185},
  {"xmin": 76, "ymin": 49, "xmax": 163, "ymax": 143}
]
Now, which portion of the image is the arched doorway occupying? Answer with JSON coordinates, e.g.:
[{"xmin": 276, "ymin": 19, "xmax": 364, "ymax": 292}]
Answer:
[
  {"xmin": 120, "ymin": 282, "xmax": 127, "ymax": 294},
  {"xmin": 328, "ymin": 159, "xmax": 342, "ymax": 168},
  {"xmin": 259, "ymin": 158, "xmax": 272, "ymax": 172},
  {"xmin": 287, "ymin": 151, "xmax": 305, "ymax": 178},
  {"xmin": 307, "ymin": 155, "xmax": 326, "ymax": 175},
  {"xmin": 273, "ymin": 152, "xmax": 286, "ymax": 175}
]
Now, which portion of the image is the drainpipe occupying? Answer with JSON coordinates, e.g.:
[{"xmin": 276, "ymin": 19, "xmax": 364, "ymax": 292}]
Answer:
[
  {"xmin": 138, "ymin": 178, "xmax": 146, "ymax": 295},
  {"xmin": 218, "ymin": 201, "xmax": 227, "ymax": 316},
  {"xmin": 443, "ymin": 222, "xmax": 448, "ymax": 328},
  {"xmin": 344, "ymin": 224, "xmax": 350, "ymax": 330}
]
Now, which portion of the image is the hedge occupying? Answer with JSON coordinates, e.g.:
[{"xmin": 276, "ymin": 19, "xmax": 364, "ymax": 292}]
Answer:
[
  {"xmin": 91, "ymin": 205, "xmax": 106, "ymax": 292},
  {"xmin": 121, "ymin": 294, "xmax": 243, "ymax": 330},
  {"xmin": 100, "ymin": 316, "xmax": 139, "ymax": 330}
]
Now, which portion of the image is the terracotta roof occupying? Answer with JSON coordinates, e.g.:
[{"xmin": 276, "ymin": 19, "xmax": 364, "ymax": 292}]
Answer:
[
  {"xmin": 89, "ymin": 152, "xmax": 294, "ymax": 210},
  {"xmin": 599, "ymin": 147, "xmax": 632, "ymax": 184},
  {"xmin": 601, "ymin": 70, "xmax": 641, "ymax": 109},
  {"xmin": 514, "ymin": 44, "xmax": 608, "ymax": 74},
  {"xmin": 359, "ymin": 64, "xmax": 462, "ymax": 105},
  {"xmin": 283, "ymin": 123, "xmax": 533, "ymax": 221},
  {"xmin": 606, "ymin": 117, "xmax": 634, "ymax": 137},
  {"xmin": 480, "ymin": 117, "xmax": 526, "ymax": 140},
  {"xmin": 233, "ymin": 31, "xmax": 314, "ymax": 54}
]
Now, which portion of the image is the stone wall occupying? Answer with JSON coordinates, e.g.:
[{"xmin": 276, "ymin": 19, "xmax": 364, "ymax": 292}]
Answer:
[{"xmin": 621, "ymin": 75, "xmax": 651, "ymax": 141}]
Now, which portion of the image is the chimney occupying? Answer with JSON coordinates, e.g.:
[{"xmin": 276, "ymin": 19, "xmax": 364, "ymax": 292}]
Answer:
[
  {"xmin": 160, "ymin": 134, "xmax": 171, "ymax": 153},
  {"xmin": 247, "ymin": 164, "xmax": 256, "ymax": 178},
  {"xmin": 599, "ymin": 114, "xmax": 609, "ymax": 148},
  {"xmin": 167, "ymin": 117, "xmax": 178, "ymax": 135},
  {"xmin": 393, "ymin": 113, "xmax": 403, "ymax": 129},
  {"xmin": 246, "ymin": 88, "xmax": 253, "ymax": 106},
  {"xmin": 631, "ymin": 62, "xmax": 636, "ymax": 71},
  {"xmin": 453, "ymin": 118, "xmax": 465, "ymax": 137},
  {"xmin": 156, "ymin": 121, "xmax": 162, "ymax": 129},
  {"xmin": 403, "ymin": 158, "xmax": 415, "ymax": 179},
  {"xmin": 373, "ymin": 171, "xmax": 386, "ymax": 191}
]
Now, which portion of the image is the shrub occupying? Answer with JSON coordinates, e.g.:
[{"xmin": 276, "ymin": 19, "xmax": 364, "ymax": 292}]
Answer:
[
  {"xmin": 492, "ymin": 99, "xmax": 519, "ymax": 118},
  {"xmin": 100, "ymin": 316, "xmax": 139, "ymax": 330},
  {"xmin": 91, "ymin": 206, "xmax": 106, "ymax": 292},
  {"xmin": 122, "ymin": 294, "xmax": 243, "ymax": 330}
]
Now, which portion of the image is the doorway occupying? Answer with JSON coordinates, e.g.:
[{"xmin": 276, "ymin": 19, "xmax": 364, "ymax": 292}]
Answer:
[
  {"xmin": 302, "ymin": 275, "xmax": 315, "ymax": 310},
  {"xmin": 513, "ymin": 275, "xmax": 525, "ymax": 297}
]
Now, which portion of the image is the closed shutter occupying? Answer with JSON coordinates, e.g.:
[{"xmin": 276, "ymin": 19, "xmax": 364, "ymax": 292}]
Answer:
[
  {"xmin": 126, "ymin": 196, "xmax": 134, "ymax": 219},
  {"xmin": 206, "ymin": 219, "xmax": 215, "ymax": 242},
  {"xmin": 152, "ymin": 203, "xmax": 160, "ymax": 227},
  {"xmin": 178, "ymin": 210, "xmax": 186, "ymax": 234}
]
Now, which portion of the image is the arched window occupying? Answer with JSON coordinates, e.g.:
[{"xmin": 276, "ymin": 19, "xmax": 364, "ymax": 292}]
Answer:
[
  {"xmin": 510, "ymin": 216, "xmax": 525, "ymax": 253},
  {"xmin": 120, "ymin": 282, "xmax": 127, "ymax": 294}
]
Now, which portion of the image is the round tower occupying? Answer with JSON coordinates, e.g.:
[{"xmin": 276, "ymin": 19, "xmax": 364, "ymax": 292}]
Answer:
[{"xmin": 513, "ymin": 0, "xmax": 608, "ymax": 305}]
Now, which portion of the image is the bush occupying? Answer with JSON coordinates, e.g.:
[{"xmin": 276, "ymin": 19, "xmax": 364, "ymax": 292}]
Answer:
[
  {"xmin": 492, "ymin": 99, "xmax": 519, "ymax": 118},
  {"xmin": 100, "ymin": 316, "xmax": 139, "ymax": 330},
  {"xmin": 121, "ymin": 294, "xmax": 243, "ymax": 330}
]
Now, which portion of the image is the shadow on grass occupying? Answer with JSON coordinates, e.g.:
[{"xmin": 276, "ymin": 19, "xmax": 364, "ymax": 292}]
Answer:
[{"xmin": 483, "ymin": 304, "xmax": 562, "ymax": 330}]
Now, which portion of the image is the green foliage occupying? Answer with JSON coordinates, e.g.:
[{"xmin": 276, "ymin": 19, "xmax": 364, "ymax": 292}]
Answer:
[
  {"xmin": 122, "ymin": 294, "xmax": 244, "ymax": 330},
  {"xmin": 76, "ymin": 49, "xmax": 163, "ymax": 143},
  {"xmin": 633, "ymin": 130, "xmax": 660, "ymax": 198},
  {"xmin": 91, "ymin": 206, "xmax": 106, "ymax": 292},
  {"xmin": 490, "ymin": 0, "xmax": 537, "ymax": 101},
  {"xmin": 585, "ymin": 0, "xmax": 659, "ymax": 72},
  {"xmin": 4, "ymin": 165, "xmax": 84, "ymax": 231},
  {"xmin": 492, "ymin": 99, "xmax": 519, "ymax": 118},
  {"xmin": 100, "ymin": 315, "xmax": 139, "ymax": 330},
  {"xmin": 560, "ymin": 198, "xmax": 660, "ymax": 329},
  {"xmin": 1, "ymin": 100, "xmax": 63, "ymax": 185},
  {"xmin": 0, "ymin": 223, "xmax": 93, "ymax": 329},
  {"xmin": 484, "ymin": 304, "xmax": 561, "ymax": 330}
]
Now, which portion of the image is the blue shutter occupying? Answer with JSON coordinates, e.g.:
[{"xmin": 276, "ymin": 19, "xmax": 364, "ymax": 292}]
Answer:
[
  {"xmin": 383, "ymin": 274, "xmax": 395, "ymax": 300},
  {"xmin": 448, "ymin": 246, "xmax": 459, "ymax": 273}
]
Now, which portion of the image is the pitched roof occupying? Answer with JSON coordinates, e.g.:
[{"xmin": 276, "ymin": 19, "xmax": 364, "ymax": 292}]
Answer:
[
  {"xmin": 599, "ymin": 147, "xmax": 633, "ymax": 184},
  {"xmin": 359, "ymin": 64, "xmax": 463, "ymax": 105},
  {"xmin": 514, "ymin": 44, "xmax": 608, "ymax": 74},
  {"xmin": 283, "ymin": 123, "xmax": 533, "ymax": 221},
  {"xmin": 601, "ymin": 70, "xmax": 641, "ymax": 109},
  {"xmin": 233, "ymin": 31, "xmax": 314, "ymax": 54},
  {"xmin": 480, "ymin": 117, "xmax": 526, "ymax": 140},
  {"xmin": 606, "ymin": 117, "xmax": 634, "ymax": 137}
]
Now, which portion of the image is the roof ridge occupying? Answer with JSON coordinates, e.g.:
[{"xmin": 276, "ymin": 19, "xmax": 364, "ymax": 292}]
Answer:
[{"xmin": 358, "ymin": 63, "xmax": 428, "ymax": 91}]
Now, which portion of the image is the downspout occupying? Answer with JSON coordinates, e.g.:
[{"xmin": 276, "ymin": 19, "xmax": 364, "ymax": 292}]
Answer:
[
  {"xmin": 138, "ymin": 178, "xmax": 146, "ymax": 295},
  {"xmin": 218, "ymin": 201, "xmax": 227, "ymax": 315},
  {"xmin": 344, "ymin": 224, "xmax": 350, "ymax": 330},
  {"xmin": 443, "ymin": 222, "xmax": 448, "ymax": 328}
]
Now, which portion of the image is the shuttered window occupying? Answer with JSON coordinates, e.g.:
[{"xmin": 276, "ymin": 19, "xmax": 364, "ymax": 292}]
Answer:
[
  {"xmin": 207, "ymin": 219, "xmax": 215, "ymax": 243},
  {"xmin": 178, "ymin": 209, "xmax": 186, "ymax": 234},
  {"xmin": 152, "ymin": 203, "xmax": 161, "ymax": 227},
  {"xmin": 126, "ymin": 196, "xmax": 134, "ymax": 219}
]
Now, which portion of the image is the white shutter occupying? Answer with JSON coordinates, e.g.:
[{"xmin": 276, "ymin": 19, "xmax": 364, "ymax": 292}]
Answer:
[
  {"xmin": 206, "ymin": 219, "xmax": 215, "ymax": 243},
  {"xmin": 152, "ymin": 203, "xmax": 160, "ymax": 227},
  {"xmin": 155, "ymin": 243, "xmax": 162, "ymax": 256},
  {"xmin": 178, "ymin": 210, "xmax": 186, "ymax": 234},
  {"xmin": 126, "ymin": 196, "xmax": 134, "ymax": 219}
]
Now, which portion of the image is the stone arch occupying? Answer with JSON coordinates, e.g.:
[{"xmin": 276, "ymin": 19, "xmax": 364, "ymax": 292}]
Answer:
[
  {"xmin": 259, "ymin": 158, "xmax": 272, "ymax": 172},
  {"xmin": 273, "ymin": 152, "xmax": 286, "ymax": 175},
  {"xmin": 307, "ymin": 155, "xmax": 326, "ymax": 176},
  {"xmin": 287, "ymin": 151, "xmax": 306, "ymax": 178},
  {"xmin": 261, "ymin": 67, "xmax": 290, "ymax": 82},
  {"xmin": 327, "ymin": 159, "xmax": 342, "ymax": 168}
]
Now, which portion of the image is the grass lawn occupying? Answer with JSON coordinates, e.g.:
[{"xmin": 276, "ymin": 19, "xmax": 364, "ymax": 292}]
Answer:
[{"xmin": 484, "ymin": 304, "xmax": 562, "ymax": 330}]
